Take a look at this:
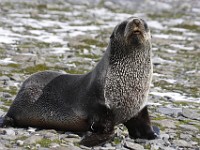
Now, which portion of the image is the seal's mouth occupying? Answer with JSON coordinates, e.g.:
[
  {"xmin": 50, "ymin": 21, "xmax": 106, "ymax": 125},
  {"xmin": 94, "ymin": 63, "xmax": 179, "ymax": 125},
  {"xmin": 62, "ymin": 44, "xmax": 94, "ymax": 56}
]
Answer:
[
  {"xmin": 133, "ymin": 29, "xmax": 142, "ymax": 35},
  {"xmin": 124, "ymin": 18, "xmax": 150, "ymax": 44}
]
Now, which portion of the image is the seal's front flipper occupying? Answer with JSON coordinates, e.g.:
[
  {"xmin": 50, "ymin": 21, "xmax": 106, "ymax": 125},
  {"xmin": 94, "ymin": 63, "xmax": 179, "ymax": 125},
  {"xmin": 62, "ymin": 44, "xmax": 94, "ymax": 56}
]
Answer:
[
  {"xmin": 80, "ymin": 103, "xmax": 115, "ymax": 147},
  {"xmin": 80, "ymin": 131, "xmax": 115, "ymax": 147},
  {"xmin": 124, "ymin": 106, "xmax": 159, "ymax": 140}
]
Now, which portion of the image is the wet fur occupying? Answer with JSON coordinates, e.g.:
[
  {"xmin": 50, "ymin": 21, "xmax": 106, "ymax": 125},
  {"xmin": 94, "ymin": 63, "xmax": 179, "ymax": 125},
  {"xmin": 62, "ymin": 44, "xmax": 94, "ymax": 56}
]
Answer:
[{"xmin": 0, "ymin": 17, "xmax": 158, "ymax": 147}]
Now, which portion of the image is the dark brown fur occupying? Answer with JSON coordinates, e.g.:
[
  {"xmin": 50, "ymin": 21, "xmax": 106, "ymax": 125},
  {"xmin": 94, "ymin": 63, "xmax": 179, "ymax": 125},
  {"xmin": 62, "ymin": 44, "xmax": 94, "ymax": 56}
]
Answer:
[{"xmin": 0, "ymin": 17, "xmax": 158, "ymax": 147}]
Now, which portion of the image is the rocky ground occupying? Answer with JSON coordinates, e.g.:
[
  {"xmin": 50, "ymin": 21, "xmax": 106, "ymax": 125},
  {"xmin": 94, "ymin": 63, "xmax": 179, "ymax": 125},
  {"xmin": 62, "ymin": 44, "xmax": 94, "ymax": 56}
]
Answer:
[{"xmin": 0, "ymin": 0, "xmax": 200, "ymax": 149}]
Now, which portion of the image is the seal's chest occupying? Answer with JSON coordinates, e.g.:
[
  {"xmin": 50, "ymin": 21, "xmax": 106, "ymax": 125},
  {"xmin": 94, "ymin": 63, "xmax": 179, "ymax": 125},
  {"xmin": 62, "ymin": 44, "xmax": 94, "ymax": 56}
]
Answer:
[{"xmin": 104, "ymin": 60, "xmax": 152, "ymax": 124}]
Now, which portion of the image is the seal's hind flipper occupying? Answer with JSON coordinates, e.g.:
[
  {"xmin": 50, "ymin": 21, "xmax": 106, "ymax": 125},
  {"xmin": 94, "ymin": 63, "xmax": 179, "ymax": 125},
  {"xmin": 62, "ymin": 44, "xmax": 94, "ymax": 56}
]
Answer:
[
  {"xmin": 0, "ymin": 116, "xmax": 14, "ymax": 127},
  {"xmin": 80, "ymin": 131, "xmax": 115, "ymax": 147}
]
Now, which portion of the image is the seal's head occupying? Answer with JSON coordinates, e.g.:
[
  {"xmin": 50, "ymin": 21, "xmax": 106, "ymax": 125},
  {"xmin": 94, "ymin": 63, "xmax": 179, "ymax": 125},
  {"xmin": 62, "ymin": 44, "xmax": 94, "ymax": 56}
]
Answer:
[{"xmin": 110, "ymin": 17, "xmax": 151, "ymax": 53}]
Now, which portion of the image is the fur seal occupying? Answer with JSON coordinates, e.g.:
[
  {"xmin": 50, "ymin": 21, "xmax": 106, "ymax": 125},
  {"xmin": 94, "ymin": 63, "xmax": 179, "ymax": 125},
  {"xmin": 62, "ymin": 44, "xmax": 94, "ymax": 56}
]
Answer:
[{"xmin": 0, "ymin": 17, "xmax": 158, "ymax": 146}]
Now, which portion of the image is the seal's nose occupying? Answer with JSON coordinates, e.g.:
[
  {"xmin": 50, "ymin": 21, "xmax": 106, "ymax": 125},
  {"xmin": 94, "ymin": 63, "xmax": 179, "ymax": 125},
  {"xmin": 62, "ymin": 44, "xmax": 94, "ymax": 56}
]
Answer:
[{"xmin": 133, "ymin": 19, "xmax": 140, "ymax": 26}]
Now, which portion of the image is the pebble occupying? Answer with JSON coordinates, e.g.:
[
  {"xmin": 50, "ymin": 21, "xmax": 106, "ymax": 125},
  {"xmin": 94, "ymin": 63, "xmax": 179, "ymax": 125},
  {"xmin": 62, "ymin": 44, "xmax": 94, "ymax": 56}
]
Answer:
[
  {"xmin": 16, "ymin": 140, "xmax": 24, "ymax": 146},
  {"xmin": 160, "ymin": 134, "xmax": 170, "ymax": 141},
  {"xmin": 124, "ymin": 141, "xmax": 145, "ymax": 150}
]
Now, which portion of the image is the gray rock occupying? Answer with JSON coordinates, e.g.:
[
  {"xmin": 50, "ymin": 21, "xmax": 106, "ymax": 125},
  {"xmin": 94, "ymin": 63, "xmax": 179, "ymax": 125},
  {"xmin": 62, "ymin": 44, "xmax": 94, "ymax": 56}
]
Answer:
[
  {"xmin": 4, "ymin": 128, "xmax": 16, "ymax": 136},
  {"xmin": 182, "ymin": 108, "xmax": 200, "ymax": 121},
  {"xmin": 104, "ymin": 1, "xmax": 119, "ymax": 10},
  {"xmin": 49, "ymin": 143, "xmax": 60, "ymax": 148},
  {"xmin": 0, "ymin": 76, "xmax": 10, "ymax": 81},
  {"xmin": 10, "ymin": 74, "xmax": 22, "ymax": 81},
  {"xmin": 66, "ymin": 133, "xmax": 80, "ymax": 138},
  {"xmin": 157, "ymin": 146, "xmax": 176, "ymax": 150},
  {"xmin": 173, "ymin": 139, "xmax": 192, "ymax": 147},
  {"xmin": 168, "ymin": 132, "xmax": 177, "ymax": 139},
  {"xmin": 16, "ymin": 140, "xmax": 24, "ymax": 146},
  {"xmin": 100, "ymin": 147, "xmax": 116, "ymax": 150},
  {"xmin": 52, "ymin": 145, "xmax": 82, "ymax": 150},
  {"xmin": 27, "ymin": 127, "xmax": 36, "ymax": 133},
  {"xmin": 196, "ymin": 134, "xmax": 200, "ymax": 139},
  {"xmin": 63, "ymin": 137, "xmax": 80, "ymax": 143},
  {"xmin": 180, "ymin": 133, "xmax": 192, "ymax": 140},
  {"xmin": 152, "ymin": 119, "xmax": 177, "ymax": 129},
  {"xmin": 150, "ymin": 144, "xmax": 160, "ymax": 150},
  {"xmin": 179, "ymin": 124, "xmax": 199, "ymax": 132},
  {"xmin": 0, "ymin": 110, "xmax": 5, "ymax": 116},
  {"xmin": 79, "ymin": 145, "xmax": 91, "ymax": 150},
  {"xmin": 24, "ymin": 135, "xmax": 43, "ymax": 145},
  {"xmin": 147, "ymin": 139, "xmax": 166, "ymax": 147},
  {"xmin": 160, "ymin": 134, "xmax": 170, "ymax": 141},
  {"xmin": 156, "ymin": 107, "xmax": 182, "ymax": 117},
  {"xmin": 124, "ymin": 141, "xmax": 144, "ymax": 150},
  {"xmin": 1, "ymin": 134, "xmax": 17, "ymax": 140},
  {"xmin": 3, "ymin": 92, "xmax": 12, "ymax": 98}
]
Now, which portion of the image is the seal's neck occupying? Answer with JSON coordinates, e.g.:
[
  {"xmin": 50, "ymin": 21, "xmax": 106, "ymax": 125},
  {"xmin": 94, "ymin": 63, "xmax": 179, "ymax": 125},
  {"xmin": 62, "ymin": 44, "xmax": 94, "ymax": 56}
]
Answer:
[{"xmin": 103, "ymin": 42, "xmax": 152, "ymax": 123}]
